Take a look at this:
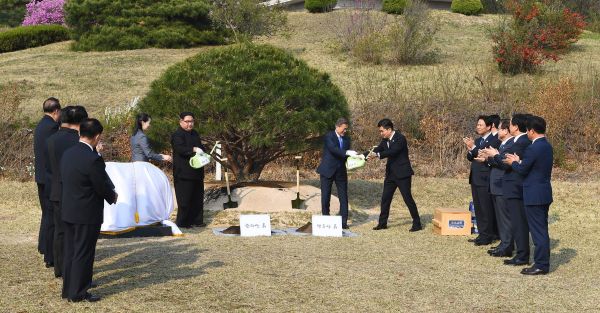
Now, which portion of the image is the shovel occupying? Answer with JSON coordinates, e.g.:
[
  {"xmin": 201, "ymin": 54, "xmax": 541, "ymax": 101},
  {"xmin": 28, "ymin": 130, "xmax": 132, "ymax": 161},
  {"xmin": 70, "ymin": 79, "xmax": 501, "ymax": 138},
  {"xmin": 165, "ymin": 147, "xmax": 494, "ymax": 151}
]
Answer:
[
  {"xmin": 291, "ymin": 156, "xmax": 305, "ymax": 210},
  {"xmin": 222, "ymin": 158, "xmax": 238, "ymax": 209}
]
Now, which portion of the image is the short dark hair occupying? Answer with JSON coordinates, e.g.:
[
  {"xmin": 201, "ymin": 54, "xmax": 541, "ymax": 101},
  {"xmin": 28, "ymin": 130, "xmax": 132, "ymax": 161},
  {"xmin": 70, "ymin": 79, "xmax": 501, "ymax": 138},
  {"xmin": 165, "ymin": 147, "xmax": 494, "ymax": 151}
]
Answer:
[
  {"xmin": 43, "ymin": 97, "xmax": 61, "ymax": 113},
  {"xmin": 511, "ymin": 113, "xmax": 528, "ymax": 133},
  {"xmin": 488, "ymin": 114, "xmax": 500, "ymax": 129},
  {"xmin": 499, "ymin": 118, "xmax": 510, "ymax": 131},
  {"xmin": 59, "ymin": 106, "xmax": 72, "ymax": 124},
  {"xmin": 335, "ymin": 117, "xmax": 349, "ymax": 127},
  {"xmin": 377, "ymin": 118, "xmax": 394, "ymax": 130},
  {"xmin": 478, "ymin": 115, "xmax": 491, "ymax": 127},
  {"xmin": 135, "ymin": 112, "xmax": 151, "ymax": 133},
  {"xmin": 527, "ymin": 116, "xmax": 546, "ymax": 134},
  {"xmin": 79, "ymin": 118, "xmax": 104, "ymax": 138},
  {"xmin": 71, "ymin": 106, "xmax": 88, "ymax": 124},
  {"xmin": 61, "ymin": 105, "xmax": 87, "ymax": 124},
  {"xmin": 179, "ymin": 112, "xmax": 194, "ymax": 120}
]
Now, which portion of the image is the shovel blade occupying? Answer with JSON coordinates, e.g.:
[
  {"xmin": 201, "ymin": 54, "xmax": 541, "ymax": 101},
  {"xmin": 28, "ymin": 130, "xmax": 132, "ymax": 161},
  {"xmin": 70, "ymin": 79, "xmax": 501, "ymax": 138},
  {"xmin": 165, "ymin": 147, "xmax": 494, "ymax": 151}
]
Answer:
[{"xmin": 291, "ymin": 193, "xmax": 305, "ymax": 210}]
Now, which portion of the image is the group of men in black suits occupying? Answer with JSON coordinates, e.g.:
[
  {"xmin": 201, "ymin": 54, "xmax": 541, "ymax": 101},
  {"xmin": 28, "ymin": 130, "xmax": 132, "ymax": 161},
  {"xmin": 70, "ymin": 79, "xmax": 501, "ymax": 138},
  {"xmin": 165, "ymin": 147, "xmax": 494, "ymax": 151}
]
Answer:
[
  {"xmin": 317, "ymin": 118, "xmax": 422, "ymax": 232},
  {"xmin": 465, "ymin": 114, "xmax": 554, "ymax": 275},
  {"xmin": 34, "ymin": 99, "xmax": 117, "ymax": 302}
]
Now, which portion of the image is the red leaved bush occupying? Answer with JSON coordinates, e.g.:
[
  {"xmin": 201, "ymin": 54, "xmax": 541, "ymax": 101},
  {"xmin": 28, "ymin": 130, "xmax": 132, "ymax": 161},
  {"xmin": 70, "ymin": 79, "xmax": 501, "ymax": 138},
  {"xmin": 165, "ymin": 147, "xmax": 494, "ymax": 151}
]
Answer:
[{"xmin": 492, "ymin": 0, "xmax": 585, "ymax": 74}]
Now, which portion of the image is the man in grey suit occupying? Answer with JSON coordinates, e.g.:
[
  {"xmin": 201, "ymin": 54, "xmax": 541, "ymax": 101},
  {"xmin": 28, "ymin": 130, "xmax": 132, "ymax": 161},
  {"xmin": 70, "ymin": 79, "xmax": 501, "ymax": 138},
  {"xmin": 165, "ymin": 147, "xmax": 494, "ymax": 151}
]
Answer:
[{"xmin": 480, "ymin": 119, "xmax": 514, "ymax": 257}]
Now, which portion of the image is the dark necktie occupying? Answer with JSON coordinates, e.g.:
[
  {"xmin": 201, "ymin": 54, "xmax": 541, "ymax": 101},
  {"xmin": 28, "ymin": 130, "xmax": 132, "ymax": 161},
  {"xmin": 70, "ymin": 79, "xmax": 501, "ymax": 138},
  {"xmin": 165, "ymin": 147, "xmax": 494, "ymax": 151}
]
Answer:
[{"xmin": 338, "ymin": 137, "xmax": 343, "ymax": 149}]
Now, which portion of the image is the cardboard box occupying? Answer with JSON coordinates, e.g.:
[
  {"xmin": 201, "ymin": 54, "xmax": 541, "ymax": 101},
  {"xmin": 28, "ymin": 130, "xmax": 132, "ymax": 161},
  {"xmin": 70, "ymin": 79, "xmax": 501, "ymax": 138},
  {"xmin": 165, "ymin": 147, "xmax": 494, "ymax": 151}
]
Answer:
[{"xmin": 432, "ymin": 208, "xmax": 472, "ymax": 236}]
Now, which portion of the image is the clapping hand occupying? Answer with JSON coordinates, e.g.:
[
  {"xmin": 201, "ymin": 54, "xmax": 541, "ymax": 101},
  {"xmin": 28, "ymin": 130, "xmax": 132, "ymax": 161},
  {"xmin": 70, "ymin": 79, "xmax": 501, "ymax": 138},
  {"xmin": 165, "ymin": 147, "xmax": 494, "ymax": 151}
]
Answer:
[
  {"xmin": 503, "ymin": 153, "xmax": 520, "ymax": 165},
  {"xmin": 463, "ymin": 136, "xmax": 475, "ymax": 150},
  {"xmin": 481, "ymin": 147, "xmax": 499, "ymax": 158}
]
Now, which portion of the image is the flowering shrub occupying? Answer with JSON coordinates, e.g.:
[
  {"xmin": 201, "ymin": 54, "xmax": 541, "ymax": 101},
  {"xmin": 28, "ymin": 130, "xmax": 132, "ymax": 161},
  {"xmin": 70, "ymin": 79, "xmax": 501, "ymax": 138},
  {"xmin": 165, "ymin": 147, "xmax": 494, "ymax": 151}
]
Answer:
[
  {"xmin": 491, "ymin": 0, "xmax": 585, "ymax": 74},
  {"xmin": 22, "ymin": 0, "xmax": 65, "ymax": 26}
]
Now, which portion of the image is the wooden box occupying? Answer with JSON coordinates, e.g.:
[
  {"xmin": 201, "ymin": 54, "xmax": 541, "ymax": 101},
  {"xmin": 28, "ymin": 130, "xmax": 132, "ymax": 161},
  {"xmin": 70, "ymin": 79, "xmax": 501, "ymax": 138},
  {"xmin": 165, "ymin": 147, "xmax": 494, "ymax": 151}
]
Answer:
[{"xmin": 432, "ymin": 208, "xmax": 472, "ymax": 236}]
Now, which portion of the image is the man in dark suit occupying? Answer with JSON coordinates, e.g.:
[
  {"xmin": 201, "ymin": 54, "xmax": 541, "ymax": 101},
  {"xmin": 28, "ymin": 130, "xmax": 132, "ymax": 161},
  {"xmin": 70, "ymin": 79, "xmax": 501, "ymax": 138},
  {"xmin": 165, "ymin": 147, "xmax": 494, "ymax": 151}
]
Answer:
[
  {"xmin": 33, "ymin": 97, "xmax": 61, "ymax": 266},
  {"xmin": 493, "ymin": 114, "xmax": 532, "ymax": 266},
  {"xmin": 368, "ymin": 118, "xmax": 421, "ymax": 232},
  {"xmin": 46, "ymin": 106, "xmax": 88, "ymax": 278},
  {"xmin": 171, "ymin": 112, "xmax": 207, "ymax": 228},
  {"xmin": 481, "ymin": 119, "xmax": 514, "ymax": 257},
  {"xmin": 61, "ymin": 118, "xmax": 117, "ymax": 302},
  {"xmin": 316, "ymin": 118, "xmax": 355, "ymax": 229},
  {"xmin": 505, "ymin": 116, "xmax": 553, "ymax": 275},
  {"xmin": 464, "ymin": 115, "xmax": 501, "ymax": 245}
]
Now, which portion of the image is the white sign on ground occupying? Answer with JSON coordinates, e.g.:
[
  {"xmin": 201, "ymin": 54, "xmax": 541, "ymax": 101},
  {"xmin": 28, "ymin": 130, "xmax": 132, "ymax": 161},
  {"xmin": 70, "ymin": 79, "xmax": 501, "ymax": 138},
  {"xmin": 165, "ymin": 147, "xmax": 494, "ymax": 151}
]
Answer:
[
  {"xmin": 240, "ymin": 214, "xmax": 272, "ymax": 237},
  {"xmin": 312, "ymin": 215, "xmax": 343, "ymax": 237}
]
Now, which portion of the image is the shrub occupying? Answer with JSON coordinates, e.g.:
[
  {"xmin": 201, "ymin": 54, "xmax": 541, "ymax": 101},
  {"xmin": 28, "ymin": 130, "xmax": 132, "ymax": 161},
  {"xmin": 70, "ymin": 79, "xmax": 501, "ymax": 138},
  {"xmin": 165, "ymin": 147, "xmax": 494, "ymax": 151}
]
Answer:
[
  {"xmin": 382, "ymin": 0, "xmax": 409, "ymax": 15},
  {"xmin": 305, "ymin": 0, "xmax": 337, "ymax": 13},
  {"xmin": 22, "ymin": 0, "xmax": 65, "ymax": 26},
  {"xmin": 210, "ymin": 0, "xmax": 287, "ymax": 42},
  {"xmin": 491, "ymin": 0, "xmax": 586, "ymax": 74},
  {"xmin": 0, "ymin": 0, "xmax": 28, "ymax": 27},
  {"xmin": 0, "ymin": 24, "xmax": 69, "ymax": 53},
  {"xmin": 0, "ymin": 82, "xmax": 33, "ymax": 181},
  {"xmin": 388, "ymin": 0, "xmax": 439, "ymax": 64},
  {"xmin": 138, "ymin": 44, "xmax": 349, "ymax": 182},
  {"xmin": 451, "ymin": 0, "xmax": 483, "ymax": 15},
  {"xmin": 481, "ymin": 0, "xmax": 505, "ymax": 13},
  {"xmin": 333, "ymin": 9, "xmax": 387, "ymax": 53},
  {"xmin": 65, "ymin": 0, "xmax": 224, "ymax": 51},
  {"xmin": 351, "ymin": 31, "xmax": 386, "ymax": 64}
]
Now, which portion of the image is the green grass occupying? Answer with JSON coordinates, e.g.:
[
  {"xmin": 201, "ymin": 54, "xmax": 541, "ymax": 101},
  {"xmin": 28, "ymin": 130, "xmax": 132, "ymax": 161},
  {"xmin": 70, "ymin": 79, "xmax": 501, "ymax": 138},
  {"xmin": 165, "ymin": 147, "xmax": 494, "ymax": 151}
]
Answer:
[
  {"xmin": 1, "ymin": 178, "xmax": 599, "ymax": 312},
  {"xmin": 582, "ymin": 31, "xmax": 600, "ymax": 40}
]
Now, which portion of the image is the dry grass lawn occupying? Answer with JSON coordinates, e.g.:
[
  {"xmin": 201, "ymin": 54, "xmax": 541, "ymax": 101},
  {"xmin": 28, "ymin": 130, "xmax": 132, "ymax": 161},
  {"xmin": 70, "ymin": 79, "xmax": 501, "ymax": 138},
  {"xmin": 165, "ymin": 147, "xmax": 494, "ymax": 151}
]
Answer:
[{"xmin": 1, "ymin": 178, "xmax": 599, "ymax": 312}]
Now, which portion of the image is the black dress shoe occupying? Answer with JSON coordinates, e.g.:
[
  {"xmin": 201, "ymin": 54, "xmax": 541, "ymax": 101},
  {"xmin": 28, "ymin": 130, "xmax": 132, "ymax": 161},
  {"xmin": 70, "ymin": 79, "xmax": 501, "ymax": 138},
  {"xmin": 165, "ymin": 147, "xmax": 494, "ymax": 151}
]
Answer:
[
  {"xmin": 90, "ymin": 281, "xmax": 98, "ymax": 288},
  {"xmin": 45, "ymin": 262, "xmax": 54, "ymax": 268},
  {"xmin": 474, "ymin": 240, "xmax": 493, "ymax": 246},
  {"xmin": 521, "ymin": 266, "xmax": 548, "ymax": 275},
  {"xmin": 193, "ymin": 223, "xmax": 207, "ymax": 228},
  {"xmin": 409, "ymin": 224, "xmax": 422, "ymax": 232},
  {"xmin": 467, "ymin": 237, "xmax": 482, "ymax": 243},
  {"xmin": 373, "ymin": 225, "xmax": 387, "ymax": 230},
  {"xmin": 503, "ymin": 258, "xmax": 529, "ymax": 266},
  {"xmin": 342, "ymin": 225, "xmax": 349, "ymax": 230},
  {"xmin": 68, "ymin": 293, "xmax": 101, "ymax": 303},
  {"xmin": 490, "ymin": 250, "xmax": 513, "ymax": 257}
]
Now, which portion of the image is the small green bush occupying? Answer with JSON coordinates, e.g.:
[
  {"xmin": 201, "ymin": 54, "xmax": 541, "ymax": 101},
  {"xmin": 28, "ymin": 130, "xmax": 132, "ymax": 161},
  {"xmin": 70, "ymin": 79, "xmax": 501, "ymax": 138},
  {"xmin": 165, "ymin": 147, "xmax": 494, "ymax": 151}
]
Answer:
[
  {"xmin": 451, "ymin": 0, "xmax": 483, "ymax": 15},
  {"xmin": 65, "ymin": 0, "xmax": 225, "ymax": 51},
  {"xmin": 0, "ymin": 24, "xmax": 69, "ymax": 53},
  {"xmin": 0, "ymin": 0, "xmax": 28, "ymax": 27},
  {"xmin": 382, "ymin": 0, "xmax": 409, "ymax": 14},
  {"xmin": 138, "ymin": 43, "xmax": 349, "ymax": 181},
  {"xmin": 305, "ymin": 0, "xmax": 337, "ymax": 13}
]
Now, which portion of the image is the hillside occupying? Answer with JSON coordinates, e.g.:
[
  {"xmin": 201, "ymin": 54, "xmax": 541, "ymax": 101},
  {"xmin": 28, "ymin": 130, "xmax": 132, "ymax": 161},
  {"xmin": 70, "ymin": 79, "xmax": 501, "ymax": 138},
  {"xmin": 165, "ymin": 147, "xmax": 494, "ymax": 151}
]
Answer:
[{"xmin": 1, "ymin": 11, "xmax": 599, "ymax": 117}]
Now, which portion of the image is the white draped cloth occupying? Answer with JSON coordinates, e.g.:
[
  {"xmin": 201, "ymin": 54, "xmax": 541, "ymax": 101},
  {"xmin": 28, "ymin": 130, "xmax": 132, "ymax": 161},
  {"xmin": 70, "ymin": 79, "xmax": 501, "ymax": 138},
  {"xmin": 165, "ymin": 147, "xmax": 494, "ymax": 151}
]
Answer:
[{"xmin": 101, "ymin": 162, "xmax": 182, "ymax": 236}]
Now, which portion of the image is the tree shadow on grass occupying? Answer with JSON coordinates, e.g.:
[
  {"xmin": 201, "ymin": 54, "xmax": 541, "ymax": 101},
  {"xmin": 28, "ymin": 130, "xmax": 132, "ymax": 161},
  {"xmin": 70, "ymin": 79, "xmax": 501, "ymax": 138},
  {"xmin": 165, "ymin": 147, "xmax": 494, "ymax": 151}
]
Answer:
[
  {"xmin": 549, "ymin": 238, "xmax": 577, "ymax": 272},
  {"xmin": 92, "ymin": 239, "xmax": 224, "ymax": 297}
]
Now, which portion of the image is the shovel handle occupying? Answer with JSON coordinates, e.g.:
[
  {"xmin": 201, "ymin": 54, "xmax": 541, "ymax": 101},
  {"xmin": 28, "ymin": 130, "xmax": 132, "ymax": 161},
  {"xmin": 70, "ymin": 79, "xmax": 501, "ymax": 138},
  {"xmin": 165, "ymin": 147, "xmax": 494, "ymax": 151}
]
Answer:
[
  {"xmin": 224, "ymin": 169, "xmax": 231, "ymax": 196},
  {"xmin": 296, "ymin": 169, "xmax": 300, "ymax": 193}
]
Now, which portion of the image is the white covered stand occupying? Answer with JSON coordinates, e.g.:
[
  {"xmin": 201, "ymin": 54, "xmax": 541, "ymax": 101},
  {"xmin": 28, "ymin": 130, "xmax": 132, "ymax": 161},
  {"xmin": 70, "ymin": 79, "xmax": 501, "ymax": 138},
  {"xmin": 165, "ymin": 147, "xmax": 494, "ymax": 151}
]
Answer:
[{"xmin": 101, "ymin": 162, "xmax": 182, "ymax": 236}]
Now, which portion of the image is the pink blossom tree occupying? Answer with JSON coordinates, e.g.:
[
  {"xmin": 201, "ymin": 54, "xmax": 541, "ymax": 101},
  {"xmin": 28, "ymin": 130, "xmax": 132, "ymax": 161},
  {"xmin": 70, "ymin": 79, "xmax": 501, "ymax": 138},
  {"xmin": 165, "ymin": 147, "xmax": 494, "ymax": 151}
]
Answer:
[{"xmin": 22, "ymin": 0, "xmax": 66, "ymax": 26}]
